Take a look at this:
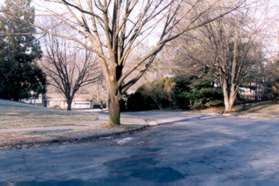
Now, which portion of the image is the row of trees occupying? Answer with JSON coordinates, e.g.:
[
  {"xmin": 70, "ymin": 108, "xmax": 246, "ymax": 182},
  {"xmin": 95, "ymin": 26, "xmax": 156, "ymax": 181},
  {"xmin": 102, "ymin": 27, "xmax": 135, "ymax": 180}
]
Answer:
[
  {"xmin": 39, "ymin": 0, "xmax": 247, "ymax": 125},
  {"xmin": 1, "ymin": 0, "xmax": 278, "ymax": 126},
  {"xmin": 0, "ymin": 0, "xmax": 101, "ymax": 110}
]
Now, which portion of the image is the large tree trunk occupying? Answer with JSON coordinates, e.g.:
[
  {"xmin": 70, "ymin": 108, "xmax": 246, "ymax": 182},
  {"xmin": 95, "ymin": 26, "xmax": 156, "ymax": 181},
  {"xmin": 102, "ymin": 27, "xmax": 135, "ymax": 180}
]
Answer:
[
  {"xmin": 223, "ymin": 80, "xmax": 237, "ymax": 113},
  {"xmin": 66, "ymin": 98, "xmax": 73, "ymax": 111},
  {"xmin": 42, "ymin": 93, "xmax": 47, "ymax": 108},
  {"xmin": 223, "ymin": 27, "xmax": 239, "ymax": 113},
  {"xmin": 108, "ymin": 93, "xmax": 121, "ymax": 126},
  {"xmin": 223, "ymin": 80, "xmax": 231, "ymax": 113},
  {"xmin": 106, "ymin": 64, "xmax": 123, "ymax": 126},
  {"xmin": 224, "ymin": 95, "xmax": 236, "ymax": 113}
]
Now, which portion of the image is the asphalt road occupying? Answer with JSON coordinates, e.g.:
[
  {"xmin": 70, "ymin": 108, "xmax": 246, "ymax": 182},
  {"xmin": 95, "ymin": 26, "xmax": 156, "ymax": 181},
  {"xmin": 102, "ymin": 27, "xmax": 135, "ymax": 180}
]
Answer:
[{"xmin": 1, "ymin": 115, "xmax": 279, "ymax": 186}]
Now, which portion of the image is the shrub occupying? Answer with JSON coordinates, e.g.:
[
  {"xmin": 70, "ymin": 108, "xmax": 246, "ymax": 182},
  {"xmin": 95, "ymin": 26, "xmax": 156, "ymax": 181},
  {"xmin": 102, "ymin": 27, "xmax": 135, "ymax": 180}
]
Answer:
[
  {"xmin": 173, "ymin": 77, "xmax": 192, "ymax": 109},
  {"xmin": 125, "ymin": 78, "xmax": 175, "ymax": 111},
  {"xmin": 272, "ymin": 80, "xmax": 279, "ymax": 100},
  {"xmin": 125, "ymin": 92, "xmax": 158, "ymax": 111},
  {"xmin": 124, "ymin": 77, "xmax": 223, "ymax": 111},
  {"xmin": 174, "ymin": 78, "xmax": 223, "ymax": 109}
]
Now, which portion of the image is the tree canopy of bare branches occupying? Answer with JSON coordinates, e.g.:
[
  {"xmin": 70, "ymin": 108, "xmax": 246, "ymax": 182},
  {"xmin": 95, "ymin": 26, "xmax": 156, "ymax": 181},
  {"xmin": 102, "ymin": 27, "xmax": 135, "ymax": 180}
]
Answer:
[
  {"xmin": 43, "ymin": 36, "xmax": 101, "ymax": 110},
  {"xmin": 38, "ymin": 0, "xmax": 246, "ymax": 125},
  {"xmin": 171, "ymin": 0, "xmax": 268, "ymax": 112}
]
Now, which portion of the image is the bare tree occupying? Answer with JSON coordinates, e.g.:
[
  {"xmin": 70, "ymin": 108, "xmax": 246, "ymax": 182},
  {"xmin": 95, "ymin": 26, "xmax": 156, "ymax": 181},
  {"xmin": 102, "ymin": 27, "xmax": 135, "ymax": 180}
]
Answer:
[
  {"xmin": 37, "ymin": 0, "xmax": 245, "ymax": 125},
  {"xmin": 203, "ymin": 13, "xmax": 268, "ymax": 112},
  {"xmin": 43, "ymin": 36, "xmax": 101, "ymax": 111},
  {"xmin": 171, "ymin": 1, "xmax": 268, "ymax": 112}
]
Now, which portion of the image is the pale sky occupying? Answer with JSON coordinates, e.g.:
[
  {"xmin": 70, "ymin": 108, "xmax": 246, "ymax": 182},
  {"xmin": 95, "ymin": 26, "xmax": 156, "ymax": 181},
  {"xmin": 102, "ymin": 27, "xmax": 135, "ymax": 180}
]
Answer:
[{"xmin": 1, "ymin": 0, "xmax": 279, "ymax": 54}]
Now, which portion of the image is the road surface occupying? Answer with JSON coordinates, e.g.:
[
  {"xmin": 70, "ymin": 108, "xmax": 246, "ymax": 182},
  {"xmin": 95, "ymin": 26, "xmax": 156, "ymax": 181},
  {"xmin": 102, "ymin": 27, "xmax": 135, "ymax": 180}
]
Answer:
[{"xmin": 0, "ymin": 115, "xmax": 279, "ymax": 185}]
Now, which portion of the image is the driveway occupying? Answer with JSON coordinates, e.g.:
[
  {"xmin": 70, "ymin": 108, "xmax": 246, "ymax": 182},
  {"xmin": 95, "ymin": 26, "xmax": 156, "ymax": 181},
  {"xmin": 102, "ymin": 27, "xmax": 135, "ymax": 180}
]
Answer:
[{"xmin": 0, "ymin": 115, "xmax": 279, "ymax": 185}]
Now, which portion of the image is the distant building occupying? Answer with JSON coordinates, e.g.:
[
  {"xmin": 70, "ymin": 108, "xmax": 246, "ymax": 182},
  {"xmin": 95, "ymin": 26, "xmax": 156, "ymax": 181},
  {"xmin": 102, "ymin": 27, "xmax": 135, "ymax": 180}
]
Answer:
[
  {"xmin": 239, "ymin": 82, "xmax": 265, "ymax": 101},
  {"xmin": 22, "ymin": 81, "xmax": 107, "ymax": 110},
  {"xmin": 46, "ymin": 93, "xmax": 93, "ymax": 109}
]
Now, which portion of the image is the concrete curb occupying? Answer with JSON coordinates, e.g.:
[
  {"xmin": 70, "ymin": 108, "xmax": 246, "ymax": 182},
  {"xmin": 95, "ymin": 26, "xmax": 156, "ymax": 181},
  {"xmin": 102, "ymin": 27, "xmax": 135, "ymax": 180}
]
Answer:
[
  {"xmin": 0, "ymin": 125, "xmax": 148, "ymax": 150},
  {"xmin": 234, "ymin": 114, "xmax": 279, "ymax": 120},
  {"xmin": 145, "ymin": 117, "xmax": 193, "ymax": 126},
  {"xmin": 144, "ymin": 114, "xmax": 222, "ymax": 126},
  {"xmin": 0, "ymin": 113, "xmax": 221, "ymax": 150}
]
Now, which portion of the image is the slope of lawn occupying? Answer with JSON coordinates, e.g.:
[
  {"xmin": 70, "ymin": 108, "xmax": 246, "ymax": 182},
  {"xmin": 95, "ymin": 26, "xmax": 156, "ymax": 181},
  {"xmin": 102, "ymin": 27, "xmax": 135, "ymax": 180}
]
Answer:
[
  {"xmin": 0, "ymin": 99, "xmax": 97, "ymax": 129},
  {"xmin": 241, "ymin": 101, "xmax": 279, "ymax": 118}
]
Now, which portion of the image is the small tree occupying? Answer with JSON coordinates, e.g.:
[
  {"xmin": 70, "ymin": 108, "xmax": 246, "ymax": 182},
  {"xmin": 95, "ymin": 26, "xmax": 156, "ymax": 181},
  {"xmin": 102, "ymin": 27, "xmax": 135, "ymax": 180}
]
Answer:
[{"xmin": 43, "ymin": 36, "xmax": 101, "ymax": 110}]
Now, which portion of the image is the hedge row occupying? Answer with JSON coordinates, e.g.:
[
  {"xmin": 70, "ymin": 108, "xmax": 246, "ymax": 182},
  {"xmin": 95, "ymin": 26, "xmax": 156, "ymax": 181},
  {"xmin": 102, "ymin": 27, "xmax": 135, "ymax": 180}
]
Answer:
[{"xmin": 122, "ymin": 77, "xmax": 223, "ymax": 111}]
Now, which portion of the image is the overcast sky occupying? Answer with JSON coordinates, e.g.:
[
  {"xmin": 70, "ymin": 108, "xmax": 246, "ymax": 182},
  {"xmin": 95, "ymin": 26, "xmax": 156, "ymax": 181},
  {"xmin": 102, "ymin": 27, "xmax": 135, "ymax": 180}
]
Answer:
[{"xmin": 1, "ymin": 0, "xmax": 279, "ymax": 54}]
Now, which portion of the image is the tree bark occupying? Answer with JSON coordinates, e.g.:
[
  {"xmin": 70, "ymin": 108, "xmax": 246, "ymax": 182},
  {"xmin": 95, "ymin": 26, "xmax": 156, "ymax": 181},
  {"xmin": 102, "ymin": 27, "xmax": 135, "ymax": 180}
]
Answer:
[
  {"xmin": 108, "ymin": 93, "xmax": 121, "ymax": 126},
  {"xmin": 223, "ymin": 80, "xmax": 230, "ymax": 112},
  {"xmin": 42, "ymin": 93, "xmax": 48, "ymax": 108},
  {"xmin": 224, "ymin": 94, "xmax": 237, "ymax": 113},
  {"xmin": 223, "ymin": 25, "xmax": 239, "ymax": 113},
  {"xmin": 223, "ymin": 80, "xmax": 237, "ymax": 113},
  {"xmin": 66, "ymin": 98, "xmax": 73, "ymax": 111}
]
